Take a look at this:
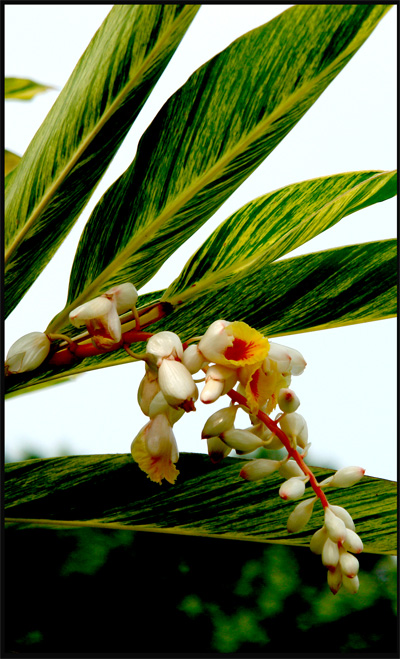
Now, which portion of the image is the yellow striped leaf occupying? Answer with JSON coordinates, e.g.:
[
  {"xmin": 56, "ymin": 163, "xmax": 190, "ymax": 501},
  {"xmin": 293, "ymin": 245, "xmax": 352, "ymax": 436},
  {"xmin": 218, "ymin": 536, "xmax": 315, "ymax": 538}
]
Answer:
[
  {"xmin": 164, "ymin": 171, "xmax": 397, "ymax": 304},
  {"xmin": 4, "ymin": 454, "xmax": 396, "ymax": 554},
  {"xmin": 48, "ymin": 4, "xmax": 391, "ymax": 333},
  {"xmin": 4, "ymin": 5, "xmax": 199, "ymax": 318},
  {"xmin": 5, "ymin": 240, "xmax": 396, "ymax": 397},
  {"xmin": 5, "ymin": 77, "xmax": 54, "ymax": 100}
]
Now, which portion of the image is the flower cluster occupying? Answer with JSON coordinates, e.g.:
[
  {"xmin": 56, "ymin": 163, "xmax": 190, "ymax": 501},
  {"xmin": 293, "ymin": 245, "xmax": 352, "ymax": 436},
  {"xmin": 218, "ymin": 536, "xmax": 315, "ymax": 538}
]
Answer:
[{"xmin": 6, "ymin": 294, "xmax": 367, "ymax": 596}]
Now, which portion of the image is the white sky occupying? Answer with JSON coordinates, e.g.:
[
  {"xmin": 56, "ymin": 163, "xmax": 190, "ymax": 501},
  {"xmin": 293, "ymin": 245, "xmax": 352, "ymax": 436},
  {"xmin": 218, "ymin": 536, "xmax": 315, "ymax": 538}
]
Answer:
[{"xmin": 4, "ymin": 5, "xmax": 397, "ymax": 481}]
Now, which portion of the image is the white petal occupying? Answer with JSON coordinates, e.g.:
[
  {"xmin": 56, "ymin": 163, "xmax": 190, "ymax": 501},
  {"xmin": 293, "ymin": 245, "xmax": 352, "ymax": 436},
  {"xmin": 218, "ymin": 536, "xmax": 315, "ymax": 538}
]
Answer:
[
  {"xmin": 158, "ymin": 359, "xmax": 198, "ymax": 406},
  {"xmin": 69, "ymin": 296, "xmax": 113, "ymax": 324},
  {"xmin": 198, "ymin": 320, "xmax": 232, "ymax": 363},
  {"xmin": 182, "ymin": 344, "xmax": 207, "ymax": 374},
  {"xmin": 146, "ymin": 331, "xmax": 183, "ymax": 362},
  {"xmin": 105, "ymin": 283, "xmax": 138, "ymax": 314}
]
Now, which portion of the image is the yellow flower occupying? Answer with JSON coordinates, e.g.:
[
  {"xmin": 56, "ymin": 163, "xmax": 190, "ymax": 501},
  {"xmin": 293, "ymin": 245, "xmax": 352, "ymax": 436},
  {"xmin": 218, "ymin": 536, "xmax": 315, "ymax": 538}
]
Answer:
[
  {"xmin": 239, "ymin": 359, "xmax": 288, "ymax": 415},
  {"xmin": 198, "ymin": 320, "xmax": 270, "ymax": 368}
]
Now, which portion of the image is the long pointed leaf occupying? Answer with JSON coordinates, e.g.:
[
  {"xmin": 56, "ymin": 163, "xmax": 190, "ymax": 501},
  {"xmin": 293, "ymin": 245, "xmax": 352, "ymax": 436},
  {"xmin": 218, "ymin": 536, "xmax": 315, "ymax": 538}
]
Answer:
[
  {"xmin": 5, "ymin": 240, "xmax": 396, "ymax": 397},
  {"xmin": 4, "ymin": 4, "xmax": 199, "ymax": 317},
  {"xmin": 159, "ymin": 239, "xmax": 397, "ymax": 340},
  {"xmin": 4, "ymin": 454, "xmax": 396, "ymax": 554},
  {"xmin": 49, "ymin": 4, "xmax": 391, "ymax": 332},
  {"xmin": 164, "ymin": 170, "xmax": 397, "ymax": 304}
]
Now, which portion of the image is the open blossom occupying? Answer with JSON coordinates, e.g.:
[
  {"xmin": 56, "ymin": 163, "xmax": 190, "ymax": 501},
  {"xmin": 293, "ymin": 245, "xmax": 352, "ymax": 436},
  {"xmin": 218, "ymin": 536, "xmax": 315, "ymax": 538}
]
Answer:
[
  {"xmin": 5, "ymin": 332, "xmax": 51, "ymax": 374},
  {"xmin": 131, "ymin": 414, "xmax": 179, "ymax": 485},
  {"xmin": 239, "ymin": 358, "xmax": 289, "ymax": 415},
  {"xmin": 198, "ymin": 320, "xmax": 270, "ymax": 368}
]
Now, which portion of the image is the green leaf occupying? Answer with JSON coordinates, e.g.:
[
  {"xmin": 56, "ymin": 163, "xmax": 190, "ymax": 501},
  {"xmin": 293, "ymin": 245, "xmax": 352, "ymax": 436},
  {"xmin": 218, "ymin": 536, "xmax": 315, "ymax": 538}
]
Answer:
[
  {"xmin": 5, "ymin": 77, "xmax": 54, "ymax": 100},
  {"xmin": 164, "ymin": 170, "xmax": 397, "ymax": 304},
  {"xmin": 4, "ymin": 240, "xmax": 396, "ymax": 397},
  {"xmin": 4, "ymin": 4, "xmax": 199, "ymax": 318},
  {"xmin": 4, "ymin": 454, "xmax": 396, "ymax": 554},
  {"xmin": 4, "ymin": 149, "xmax": 21, "ymax": 176},
  {"xmin": 49, "ymin": 4, "xmax": 391, "ymax": 333},
  {"xmin": 158, "ymin": 240, "xmax": 397, "ymax": 341}
]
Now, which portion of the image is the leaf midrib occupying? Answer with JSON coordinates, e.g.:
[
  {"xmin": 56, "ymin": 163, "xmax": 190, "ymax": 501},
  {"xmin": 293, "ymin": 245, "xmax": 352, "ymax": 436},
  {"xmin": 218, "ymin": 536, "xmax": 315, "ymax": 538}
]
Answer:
[
  {"xmin": 47, "ymin": 9, "xmax": 387, "ymax": 333},
  {"xmin": 4, "ymin": 8, "xmax": 193, "ymax": 265}
]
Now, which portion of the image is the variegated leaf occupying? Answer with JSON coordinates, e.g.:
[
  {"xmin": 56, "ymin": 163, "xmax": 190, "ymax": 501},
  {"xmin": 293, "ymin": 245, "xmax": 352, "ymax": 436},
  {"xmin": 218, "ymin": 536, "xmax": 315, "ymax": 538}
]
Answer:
[
  {"xmin": 48, "ymin": 4, "xmax": 391, "ymax": 333},
  {"xmin": 5, "ymin": 240, "xmax": 396, "ymax": 397},
  {"xmin": 164, "ymin": 170, "xmax": 397, "ymax": 304},
  {"xmin": 4, "ymin": 454, "xmax": 396, "ymax": 554},
  {"xmin": 4, "ymin": 4, "xmax": 199, "ymax": 317}
]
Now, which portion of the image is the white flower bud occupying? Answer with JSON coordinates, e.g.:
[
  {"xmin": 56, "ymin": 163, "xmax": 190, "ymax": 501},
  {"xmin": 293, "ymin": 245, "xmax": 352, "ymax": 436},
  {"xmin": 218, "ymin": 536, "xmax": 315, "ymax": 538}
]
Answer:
[
  {"xmin": 310, "ymin": 526, "xmax": 328, "ymax": 554},
  {"xmin": 146, "ymin": 331, "xmax": 183, "ymax": 364},
  {"xmin": 279, "ymin": 477, "xmax": 306, "ymax": 501},
  {"xmin": 278, "ymin": 459, "xmax": 304, "ymax": 480},
  {"xmin": 197, "ymin": 320, "xmax": 232, "ymax": 363},
  {"xmin": 200, "ymin": 364, "xmax": 238, "ymax": 403},
  {"xmin": 324, "ymin": 507, "xmax": 347, "ymax": 545},
  {"xmin": 342, "ymin": 574, "xmax": 360, "ymax": 594},
  {"xmin": 201, "ymin": 405, "xmax": 238, "ymax": 438},
  {"xmin": 5, "ymin": 332, "xmax": 51, "ymax": 374},
  {"xmin": 322, "ymin": 537, "xmax": 340, "ymax": 569},
  {"xmin": 268, "ymin": 342, "xmax": 307, "ymax": 375},
  {"xmin": 327, "ymin": 565, "xmax": 342, "ymax": 594},
  {"xmin": 207, "ymin": 435, "xmax": 232, "ymax": 463},
  {"xmin": 182, "ymin": 344, "xmax": 208, "ymax": 374},
  {"xmin": 339, "ymin": 549, "xmax": 359, "ymax": 578},
  {"xmin": 342, "ymin": 529, "xmax": 363, "ymax": 554},
  {"xmin": 330, "ymin": 466, "xmax": 365, "ymax": 488},
  {"xmin": 278, "ymin": 412, "xmax": 308, "ymax": 449},
  {"xmin": 287, "ymin": 497, "xmax": 316, "ymax": 533},
  {"xmin": 328, "ymin": 505, "xmax": 355, "ymax": 531},
  {"xmin": 266, "ymin": 343, "xmax": 292, "ymax": 372},
  {"xmin": 148, "ymin": 391, "xmax": 184, "ymax": 426},
  {"xmin": 239, "ymin": 458, "xmax": 279, "ymax": 481},
  {"xmin": 105, "ymin": 282, "xmax": 138, "ymax": 314},
  {"xmin": 278, "ymin": 388, "xmax": 300, "ymax": 413},
  {"xmin": 220, "ymin": 429, "xmax": 265, "ymax": 453},
  {"xmin": 158, "ymin": 359, "xmax": 198, "ymax": 407}
]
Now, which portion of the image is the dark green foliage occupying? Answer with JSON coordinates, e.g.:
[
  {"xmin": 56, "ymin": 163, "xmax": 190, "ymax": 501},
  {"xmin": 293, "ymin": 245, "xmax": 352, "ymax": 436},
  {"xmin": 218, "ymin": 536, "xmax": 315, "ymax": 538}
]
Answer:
[{"xmin": 4, "ymin": 527, "xmax": 397, "ymax": 655}]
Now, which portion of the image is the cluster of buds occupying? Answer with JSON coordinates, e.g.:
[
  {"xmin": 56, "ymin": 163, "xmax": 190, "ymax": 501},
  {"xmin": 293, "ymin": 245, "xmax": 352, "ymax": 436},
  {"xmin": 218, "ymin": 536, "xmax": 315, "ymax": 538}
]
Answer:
[{"xmin": 6, "ymin": 293, "xmax": 367, "ymax": 595}]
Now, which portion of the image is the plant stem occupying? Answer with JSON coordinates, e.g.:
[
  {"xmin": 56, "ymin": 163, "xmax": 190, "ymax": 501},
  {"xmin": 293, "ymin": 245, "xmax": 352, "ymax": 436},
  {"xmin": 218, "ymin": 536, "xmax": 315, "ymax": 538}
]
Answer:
[{"xmin": 227, "ymin": 388, "xmax": 329, "ymax": 508}]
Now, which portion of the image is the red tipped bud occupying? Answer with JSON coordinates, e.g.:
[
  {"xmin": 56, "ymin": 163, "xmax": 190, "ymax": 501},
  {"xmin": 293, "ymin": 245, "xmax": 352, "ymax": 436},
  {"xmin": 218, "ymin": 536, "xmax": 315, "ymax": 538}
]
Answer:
[
  {"xmin": 279, "ymin": 477, "xmax": 306, "ymax": 501},
  {"xmin": 330, "ymin": 466, "xmax": 365, "ymax": 488},
  {"xmin": 239, "ymin": 458, "xmax": 279, "ymax": 481},
  {"xmin": 287, "ymin": 497, "xmax": 316, "ymax": 533},
  {"xmin": 278, "ymin": 388, "xmax": 300, "ymax": 413}
]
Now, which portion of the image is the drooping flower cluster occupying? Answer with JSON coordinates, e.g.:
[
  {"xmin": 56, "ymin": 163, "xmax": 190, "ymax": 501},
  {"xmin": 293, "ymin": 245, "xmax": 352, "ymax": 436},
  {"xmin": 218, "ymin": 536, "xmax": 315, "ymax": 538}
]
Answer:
[{"xmin": 6, "ymin": 294, "xmax": 367, "ymax": 596}]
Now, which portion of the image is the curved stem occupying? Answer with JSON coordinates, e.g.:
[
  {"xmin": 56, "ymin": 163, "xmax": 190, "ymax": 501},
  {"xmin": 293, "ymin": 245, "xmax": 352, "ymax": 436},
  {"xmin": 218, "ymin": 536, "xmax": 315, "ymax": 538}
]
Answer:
[{"xmin": 227, "ymin": 388, "xmax": 329, "ymax": 508}]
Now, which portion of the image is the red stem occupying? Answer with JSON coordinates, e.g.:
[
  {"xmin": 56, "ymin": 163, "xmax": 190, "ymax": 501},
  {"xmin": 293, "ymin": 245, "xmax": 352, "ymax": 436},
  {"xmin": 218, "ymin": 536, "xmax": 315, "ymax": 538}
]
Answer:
[{"xmin": 227, "ymin": 388, "xmax": 329, "ymax": 508}]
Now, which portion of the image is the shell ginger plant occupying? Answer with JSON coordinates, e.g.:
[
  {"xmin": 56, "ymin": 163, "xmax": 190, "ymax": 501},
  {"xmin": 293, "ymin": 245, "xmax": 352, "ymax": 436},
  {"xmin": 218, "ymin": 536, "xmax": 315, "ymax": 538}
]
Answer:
[{"xmin": 5, "ymin": 4, "xmax": 396, "ymax": 599}]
